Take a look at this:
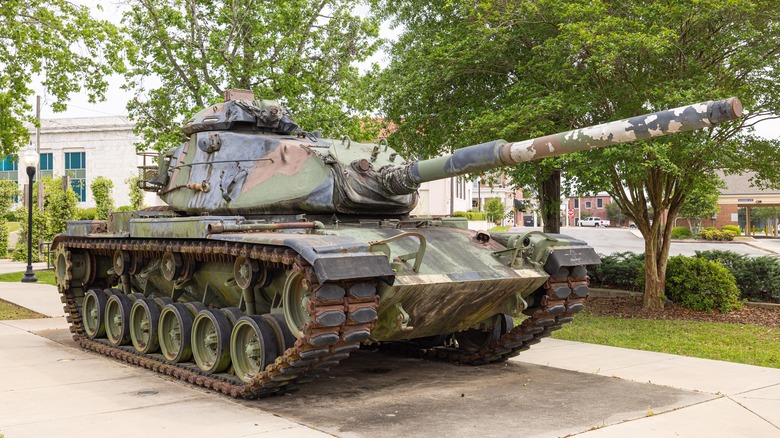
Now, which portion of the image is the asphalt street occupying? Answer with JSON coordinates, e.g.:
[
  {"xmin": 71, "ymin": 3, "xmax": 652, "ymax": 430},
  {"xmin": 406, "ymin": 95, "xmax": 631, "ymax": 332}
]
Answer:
[{"xmin": 509, "ymin": 226, "xmax": 779, "ymax": 257}]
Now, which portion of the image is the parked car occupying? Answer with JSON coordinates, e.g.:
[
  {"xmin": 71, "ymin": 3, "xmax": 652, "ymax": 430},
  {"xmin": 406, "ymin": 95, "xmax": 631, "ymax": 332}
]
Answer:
[{"xmin": 579, "ymin": 217, "xmax": 610, "ymax": 227}]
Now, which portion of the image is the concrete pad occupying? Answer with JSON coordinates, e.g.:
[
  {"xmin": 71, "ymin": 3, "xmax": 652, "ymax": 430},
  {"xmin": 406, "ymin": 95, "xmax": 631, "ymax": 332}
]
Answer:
[
  {"xmin": 732, "ymin": 383, "xmax": 780, "ymax": 427},
  {"xmin": 0, "ymin": 326, "xmax": 332, "ymax": 438},
  {"xmin": 517, "ymin": 339, "xmax": 780, "ymax": 395},
  {"xmin": 0, "ymin": 282, "xmax": 64, "ymax": 317},
  {"xmin": 252, "ymin": 349, "xmax": 714, "ymax": 438},
  {"xmin": 578, "ymin": 397, "xmax": 780, "ymax": 437},
  {"xmin": 0, "ymin": 261, "xmax": 48, "ymax": 275},
  {"xmin": 1, "ymin": 316, "xmax": 68, "ymax": 332}
]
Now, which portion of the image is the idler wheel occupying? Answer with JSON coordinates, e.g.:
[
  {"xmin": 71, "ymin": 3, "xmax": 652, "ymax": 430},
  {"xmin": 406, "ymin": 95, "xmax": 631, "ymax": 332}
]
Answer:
[
  {"xmin": 158, "ymin": 303, "xmax": 195, "ymax": 362},
  {"xmin": 281, "ymin": 270, "xmax": 310, "ymax": 339},
  {"xmin": 230, "ymin": 315, "xmax": 279, "ymax": 383},
  {"xmin": 105, "ymin": 294, "xmax": 133, "ymax": 346},
  {"xmin": 82, "ymin": 289, "xmax": 109, "ymax": 339},
  {"xmin": 192, "ymin": 309, "xmax": 233, "ymax": 373},
  {"xmin": 453, "ymin": 314, "xmax": 507, "ymax": 353},
  {"xmin": 130, "ymin": 298, "xmax": 162, "ymax": 354}
]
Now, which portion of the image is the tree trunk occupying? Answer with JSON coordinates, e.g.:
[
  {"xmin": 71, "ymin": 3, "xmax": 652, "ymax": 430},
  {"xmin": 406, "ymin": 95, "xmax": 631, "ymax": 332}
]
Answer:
[
  {"xmin": 541, "ymin": 168, "xmax": 561, "ymax": 234},
  {"xmin": 643, "ymin": 238, "xmax": 665, "ymax": 310}
]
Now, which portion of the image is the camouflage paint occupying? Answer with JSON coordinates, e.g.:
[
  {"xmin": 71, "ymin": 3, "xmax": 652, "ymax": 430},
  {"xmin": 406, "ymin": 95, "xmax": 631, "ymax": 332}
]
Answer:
[
  {"xmin": 154, "ymin": 97, "xmax": 741, "ymax": 214},
  {"xmin": 397, "ymin": 98, "xmax": 743, "ymax": 191}
]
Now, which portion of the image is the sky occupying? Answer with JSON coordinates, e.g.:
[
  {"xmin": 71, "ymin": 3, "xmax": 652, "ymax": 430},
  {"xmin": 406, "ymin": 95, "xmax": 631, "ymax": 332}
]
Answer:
[{"xmin": 26, "ymin": 1, "xmax": 780, "ymax": 140}]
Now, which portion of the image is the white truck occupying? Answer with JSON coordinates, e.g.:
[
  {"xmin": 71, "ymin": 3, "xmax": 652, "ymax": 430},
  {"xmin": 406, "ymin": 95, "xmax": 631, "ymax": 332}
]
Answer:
[{"xmin": 579, "ymin": 217, "xmax": 611, "ymax": 227}]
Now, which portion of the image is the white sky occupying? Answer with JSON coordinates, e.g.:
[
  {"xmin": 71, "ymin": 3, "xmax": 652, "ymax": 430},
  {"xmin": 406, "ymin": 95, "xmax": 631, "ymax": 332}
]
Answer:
[{"xmin": 25, "ymin": 1, "xmax": 780, "ymax": 141}]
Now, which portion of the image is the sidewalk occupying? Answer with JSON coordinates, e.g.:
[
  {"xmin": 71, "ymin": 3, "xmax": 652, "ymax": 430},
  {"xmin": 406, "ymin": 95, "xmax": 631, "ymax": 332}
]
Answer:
[{"xmin": 1, "ymin": 281, "xmax": 778, "ymax": 437}]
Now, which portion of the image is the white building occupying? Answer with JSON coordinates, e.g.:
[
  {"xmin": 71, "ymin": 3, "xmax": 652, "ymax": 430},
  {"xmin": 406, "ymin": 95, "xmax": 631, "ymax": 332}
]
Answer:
[
  {"xmin": 411, "ymin": 177, "xmax": 473, "ymax": 216},
  {"xmin": 14, "ymin": 117, "xmax": 142, "ymax": 208}
]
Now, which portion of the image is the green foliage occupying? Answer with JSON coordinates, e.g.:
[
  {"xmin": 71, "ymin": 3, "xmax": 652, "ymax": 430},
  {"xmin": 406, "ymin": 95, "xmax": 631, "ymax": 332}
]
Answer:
[
  {"xmin": 0, "ymin": 180, "xmax": 18, "ymax": 213},
  {"xmin": 605, "ymin": 201, "xmax": 625, "ymax": 226},
  {"xmin": 116, "ymin": 205, "xmax": 134, "ymax": 212},
  {"xmin": 43, "ymin": 179, "xmax": 78, "ymax": 239},
  {"xmin": 0, "ymin": 270, "xmax": 56, "ymax": 286},
  {"xmin": 123, "ymin": 0, "xmax": 381, "ymax": 152},
  {"xmin": 90, "ymin": 177, "xmax": 114, "ymax": 220},
  {"xmin": 0, "ymin": 0, "xmax": 123, "ymax": 155},
  {"xmin": 13, "ymin": 207, "xmax": 46, "ymax": 262},
  {"xmin": 670, "ymin": 227, "xmax": 692, "ymax": 240},
  {"xmin": 679, "ymin": 175, "xmax": 723, "ymax": 232},
  {"xmin": 484, "ymin": 198, "xmax": 505, "ymax": 224},
  {"xmin": 125, "ymin": 175, "xmax": 143, "ymax": 209},
  {"xmin": 76, "ymin": 208, "xmax": 97, "ymax": 220},
  {"xmin": 553, "ymin": 313, "xmax": 780, "ymax": 369},
  {"xmin": 721, "ymin": 225, "xmax": 741, "ymax": 236},
  {"xmin": 587, "ymin": 252, "xmax": 646, "ymax": 292},
  {"xmin": 371, "ymin": 0, "xmax": 780, "ymax": 310},
  {"xmin": 694, "ymin": 250, "xmax": 780, "ymax": 303},
  {"xmin": 453, "ymin": 210, "xmax": 487, "ymax": 221},
  {"xmin": 0, "ymin": 218, "xmax": 8, "ymax": 258},
  {"xmin": 665, "ymin": 256, "xmax": 742, "ymax": 313},
  {"xmin": 699, "ymin": 229, "xmax": 736, "ymax": 241}
]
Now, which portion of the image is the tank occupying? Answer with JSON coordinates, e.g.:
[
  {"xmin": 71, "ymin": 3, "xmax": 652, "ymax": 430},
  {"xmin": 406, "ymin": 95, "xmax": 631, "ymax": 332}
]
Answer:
[{"xmin": 53, "ymin": 90, "xmax": 742, "ymax": 398}]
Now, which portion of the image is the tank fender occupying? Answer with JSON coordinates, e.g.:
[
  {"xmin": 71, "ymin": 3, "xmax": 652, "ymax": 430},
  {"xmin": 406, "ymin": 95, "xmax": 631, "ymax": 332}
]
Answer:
[{"xmin": 207, "ymin": 233, "xmax": 395, "ymax": 285}]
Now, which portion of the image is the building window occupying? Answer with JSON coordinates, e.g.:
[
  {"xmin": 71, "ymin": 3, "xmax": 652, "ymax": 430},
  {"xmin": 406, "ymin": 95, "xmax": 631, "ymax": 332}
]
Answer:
[
  {"xmin": 585, "ymin": 201, "xmax": 592, "ymax": 209},
  {"xmin": 597, "ymin": 198, "xmax": 603, "ymax": 208},
  {"xmin": 0, "ymin": 156, "xmax": 18, "ymax": 203},
  {"xmin": 574, "ymin": 199, "xmax": 579, "ymax": 209},
  {"xmin": 65, "ymin": 151, "xmax": 86, "ymax": 202},
  {"xmin": 40, "ymin": 153, "xmax": 53, "ymax": 179}
]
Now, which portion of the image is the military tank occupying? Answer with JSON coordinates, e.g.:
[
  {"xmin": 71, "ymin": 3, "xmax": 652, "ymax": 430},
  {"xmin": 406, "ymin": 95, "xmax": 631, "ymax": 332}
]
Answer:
[{"xmin": 53, "ymin": 90, "xmax": 742, "ymax": 398}]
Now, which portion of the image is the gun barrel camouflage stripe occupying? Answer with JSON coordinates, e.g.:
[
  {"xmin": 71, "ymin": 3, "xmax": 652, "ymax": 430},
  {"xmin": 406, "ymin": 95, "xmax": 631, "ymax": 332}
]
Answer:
[{"xmin": 391, "ymin": 98, "xmax": 742, "ymax": 193}]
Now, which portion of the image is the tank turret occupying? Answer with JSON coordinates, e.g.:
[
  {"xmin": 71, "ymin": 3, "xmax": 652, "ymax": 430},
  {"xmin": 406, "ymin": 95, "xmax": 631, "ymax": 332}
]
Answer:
[{"xmin": 145, "ymin": 92, "xmax": 741, "ymax": 217}]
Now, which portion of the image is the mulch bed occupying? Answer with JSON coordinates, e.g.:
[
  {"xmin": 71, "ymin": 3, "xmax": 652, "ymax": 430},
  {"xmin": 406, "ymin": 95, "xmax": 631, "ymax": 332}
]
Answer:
[{"xmin": 584, "ymin": 296, "xmax": 780, "ymax": 327}]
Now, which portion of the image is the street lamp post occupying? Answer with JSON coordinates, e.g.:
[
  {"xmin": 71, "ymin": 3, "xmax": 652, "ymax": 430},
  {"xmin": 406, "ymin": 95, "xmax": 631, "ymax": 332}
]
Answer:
[{"xmin": 21, "ymin": 146, "xmax": 40, "ymax": 283}]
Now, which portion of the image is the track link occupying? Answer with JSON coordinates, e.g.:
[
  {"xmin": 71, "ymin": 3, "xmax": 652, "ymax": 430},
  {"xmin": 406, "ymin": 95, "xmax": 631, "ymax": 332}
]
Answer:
[{"xmin": 57, "ymin": 237, "xmax": 378, "ymax": 398}]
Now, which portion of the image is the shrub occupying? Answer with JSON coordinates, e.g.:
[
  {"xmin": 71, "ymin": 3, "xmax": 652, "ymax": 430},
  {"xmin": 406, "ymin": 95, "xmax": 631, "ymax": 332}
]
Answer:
[
  {"xmin": 91, "ymin": 177, "xmax": 114, "ymax": 220},
  {"xmin": 721, "ymin": 225, "xmax": 741, "ymax": 236},
  {"xmin": 695, "ymin": 250, "xmax": 780, "ymax": 303},
  {"xmin": 76, "ymin": 208, "xmax": 98, "ymax": 220},
  {"xmin": 454, "ymin": 210, "xmax": 487, "ymax": 221},
  {"xmin": 665, "ymin": 256, "xmax": 741, "ymax": 312},
  {"xmin": 671, "ymin": 226, "xmax": 692, "ymax": 239},
  {"xmin": 699, "ymin": 229, "xmax": 736, "ymax": 241},
  {"xmin": 13, "ymin": 207, "xmax": 46, "ymax": 262},
  {"xmin": 116, "ymin": 205, "xmax": 134, "ymax": 212},
  {"xmin": 587, "ymin": 251, "xmax": 645, "ymax": 291}
]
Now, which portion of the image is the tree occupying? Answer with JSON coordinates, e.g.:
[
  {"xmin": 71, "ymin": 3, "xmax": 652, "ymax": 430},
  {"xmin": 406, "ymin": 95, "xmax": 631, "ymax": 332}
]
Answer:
[
  {"xmin": 0, "ymin": 1, "xmax": 122, "ymax": 155},
  {"xmin": 126, "ymin": 175, "xmax": 144, "ymax": 210},
  {"xmin": 679, "ymin": 176, "xmax": 723, "ymax": 233},
  {"xmin": 0, "ymin": 180, "xmax": 19, "ymax": 257},
  {"xmin": 484, "ymin": 198, "xmax": 506, "ymax": 224},
  {"xmin": 605, "ymin": 202, "xmax": 625, "ymax": 227},
  {"xmin": 373, "ymin": 0, "xmax": 780, "ymax": 309},
  {"xmin": 123, "ymin": 0, "xmax": 381, "ymax": 152},
  {"xmin": 91, "ymin": 177, "xmax": 114, "ymax": 220}
]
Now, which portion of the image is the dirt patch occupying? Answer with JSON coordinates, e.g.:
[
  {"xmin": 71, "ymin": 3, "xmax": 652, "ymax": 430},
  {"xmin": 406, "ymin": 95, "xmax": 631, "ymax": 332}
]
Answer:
[{"xmin": 585, "ymin": 296, "xmax": 780, "ymax": 327}]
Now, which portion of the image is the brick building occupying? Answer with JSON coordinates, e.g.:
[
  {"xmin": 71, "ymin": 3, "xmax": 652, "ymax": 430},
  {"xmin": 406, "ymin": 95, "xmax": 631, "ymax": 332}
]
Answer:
[
  {"xmin": 710, "ymin": 173, "xmax": 780, "ymax": 236},
  {"xmin": 565, "ymin": 193, "xmax": 613, "ymax": 226}
]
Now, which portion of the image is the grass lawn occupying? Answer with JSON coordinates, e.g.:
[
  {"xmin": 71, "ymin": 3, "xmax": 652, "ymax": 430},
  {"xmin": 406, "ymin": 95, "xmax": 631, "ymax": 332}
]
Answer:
[
  {"xmin": 7, "ymin": 222, "xmax": 20, "ymax": 233},
  {"xmin": 552, "ymin": 312, "xmax": 780, "ymax": 369},
  {"xmin": 0, "ymin": 298, "xmax": 44, "ymax": 320},
  {"xmin": 489, "ymin": 225, "xmax": 510, "ymax": 232},
  {"xmin": 0, "ymin": 270, "xmax": 56, "ymax": 286}
]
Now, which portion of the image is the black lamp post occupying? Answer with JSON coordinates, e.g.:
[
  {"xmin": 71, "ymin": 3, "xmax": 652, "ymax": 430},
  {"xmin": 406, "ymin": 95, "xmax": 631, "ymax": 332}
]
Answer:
[{"xmin": 21, "ymin": 146, "xmax": 39, "ymax": 283}]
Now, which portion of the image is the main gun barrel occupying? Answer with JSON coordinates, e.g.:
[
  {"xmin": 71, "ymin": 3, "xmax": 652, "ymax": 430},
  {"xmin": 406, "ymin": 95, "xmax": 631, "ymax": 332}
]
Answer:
[{"xmin": 381, "ymin": 98, "xmax": 742, "ymax": 195}]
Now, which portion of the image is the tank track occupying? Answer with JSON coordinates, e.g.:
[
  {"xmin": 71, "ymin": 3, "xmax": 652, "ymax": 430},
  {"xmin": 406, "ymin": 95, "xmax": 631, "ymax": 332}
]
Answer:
[
  {"xmin": 57, "ymin": 237, "xmax": 379, "ymax": 398},
  {"xmin": 379, "ymin": 268, "xmax": 589, "ymax": 365}
]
